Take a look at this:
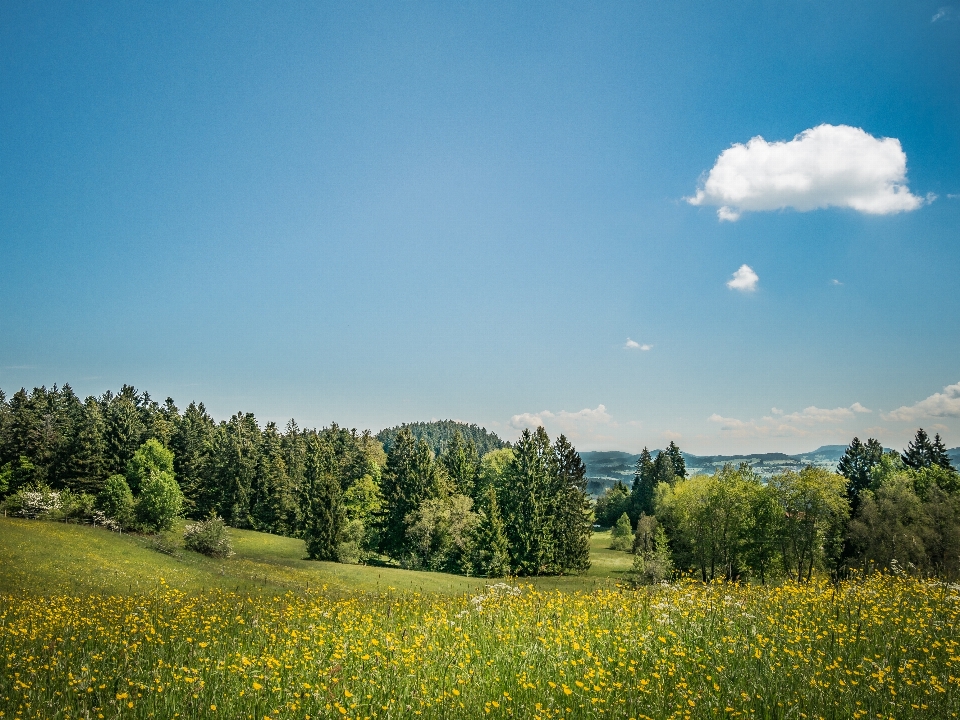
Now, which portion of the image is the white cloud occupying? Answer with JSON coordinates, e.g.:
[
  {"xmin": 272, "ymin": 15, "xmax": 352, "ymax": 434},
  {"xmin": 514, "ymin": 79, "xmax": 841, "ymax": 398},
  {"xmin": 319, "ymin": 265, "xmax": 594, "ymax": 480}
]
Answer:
[
  {"xmin": 624, "ymin": 338, "xmax": 652, "ymax": 351},
  {"xmin": 727, "ymin": 264, "xmax": 759, "ymax": 292},
  {"xmin": 932, "ymin": 7, "xmax": 953, "ymax": 22},
  {"xmin": 687, "ymin": 124, "xmax": 926, "ymax": 221},
  {"xmin": 831, "ymin": 279, "xmax": 843, "ymax": 286},
  {"xmin": 882, "ymin": 382, "xmax": 960, "ymax": 422},
  {"xmin": 509, "ymin": 404, "xmax": 618, "ymax": 445},
  {"xmin": 708, "ymin": 403, "xmax": 870, "ymax": 439}
]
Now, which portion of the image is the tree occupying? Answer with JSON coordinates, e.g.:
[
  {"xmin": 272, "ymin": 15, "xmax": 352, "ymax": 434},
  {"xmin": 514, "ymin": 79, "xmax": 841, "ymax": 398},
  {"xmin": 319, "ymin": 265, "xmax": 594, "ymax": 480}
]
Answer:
[
  {"xmin": 902, "ymin": 428, "xmax": 936, "ymax": 470},
  {"xmin": 472, "ymin": 485, "xmax": 510, "ymax": 577},
  {"xmin": 170, "ymin": 402, "xmax": 216, "ymax": 518},
  {"xmin": 476, "ymin": 447, "xmax": 515, "ymax": 499},
  {"xmin": 440, "ymin": 430, "xmax": 480, "ymax": 498},
  {"xmin": 665, "ymin": 441, "xmax": 687, "ymax": 480},
  {"xmin": 96, "ymin": 474, "xmax": 135, "ymax": 527},
  {"xmin": 379, "ymin": 428, "xmax": 442, "ymax": 559},
  {"xmin": 404, "ymin": 494, "xmax": 477, "ymax": 573},
  {"xmin": 551, "ymin": 434, "xmax": 592, "ymax": 572},
  {"xmin": 135, "ymin": 465, "xmax": 184, "ymax": 532},
  {"xmin": 68, "ymin": 397, "xmax": 108, "ymax": 496},
  {"xmin": 301, "ymin": 435, "xmax": 344, "ymax": 561},
  {"xmin": 595, "ymin": 481, "xmax": 631, "ymax": 527},
  {"xmin": 632, "ymin": 525, "xmax": 673, "ymax": 584},
  {"xmin": 501, "ymin": 427, "xmax": 555, "ymax": 575},
  {"xmin": 630, "ymin": 448, "xmax": 656, "ymax": 520},
  {"xmin": 838, "ymin": 437, "xmax": 884, "ymax": 514},
  {"xmin": 126, "ymin": 438, "xmax": 175, "ymax": 494},
  {"xmin": 653, "ymin": 450, "xmax": 677, "ymax": 486},
  {"xmin": 931, "ymin": 433, "xmax": 955, "ymax": 471},
  {"xmin": 610, "ymin": 512, "xmax": 634, "ymax": 551}
]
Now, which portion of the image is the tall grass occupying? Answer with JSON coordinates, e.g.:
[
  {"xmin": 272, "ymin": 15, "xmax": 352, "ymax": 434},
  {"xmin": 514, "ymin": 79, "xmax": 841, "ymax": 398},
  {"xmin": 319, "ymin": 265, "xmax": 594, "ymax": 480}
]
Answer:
[{"xmin": 2, "ymin": 574, "xmax": 957, "ymax": 719}]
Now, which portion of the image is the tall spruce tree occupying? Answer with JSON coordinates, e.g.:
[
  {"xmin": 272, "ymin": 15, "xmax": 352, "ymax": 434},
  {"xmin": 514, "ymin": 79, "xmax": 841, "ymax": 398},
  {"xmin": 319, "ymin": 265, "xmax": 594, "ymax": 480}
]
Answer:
[
  {"xmin": 472, "ymin": 484, "xmax": 510, "ymax": 577},
  {"xmin": 301, "ymin": 435, "xmax": 344, "ymax": 561},
  {"xmin": 837, "ymin": 437, "xmax": 884, "ymax": 511},
  {"xmin": 665, "ymin": 441, "xmax": 687, "ymax": 480},
  {"xmin": 67, "ymin": 396, "xmax": 108, "ymax": 495},
  {"xmin": 170, "ymin": 402, "xmax": 216, "ymax": 518},
  {"xmin": 440, "ymin": 430, "xmax": 479, "ymax": 498},
  {"xmin": 552, "ymin": 434, "xmax": 592, "ymax": 572},
  {"xmin": 931, "ymin": 433, "xmax": 955, "ymax": 471},
  {"xmin": 903, "ymin": 429, "xmax": 936, "ymax": 470},
  {"xmin": 379, "ymin": 428, "xmax": 441, "ymax": 559},
  {"xmin": 630, "ymin": 447, "xmax": 656, "ymax": 521},
  {"xmin": 501, "ymin": 427, "xmax": 554, "ymax": 575}
]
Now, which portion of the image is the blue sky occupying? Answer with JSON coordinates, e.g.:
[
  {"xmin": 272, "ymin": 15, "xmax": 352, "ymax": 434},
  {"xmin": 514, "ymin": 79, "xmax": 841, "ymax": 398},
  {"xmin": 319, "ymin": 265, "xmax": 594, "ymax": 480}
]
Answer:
[{"xmin": 2, "ymin": 1, "xmax": 959, "ymax": 454}]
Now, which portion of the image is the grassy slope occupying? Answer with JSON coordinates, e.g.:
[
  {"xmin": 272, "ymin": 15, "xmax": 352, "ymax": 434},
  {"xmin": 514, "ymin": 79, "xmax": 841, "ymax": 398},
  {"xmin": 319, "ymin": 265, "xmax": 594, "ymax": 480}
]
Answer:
[{"xmin": 0, "ymin": 517, "xmax": 633, "ymax": 597}]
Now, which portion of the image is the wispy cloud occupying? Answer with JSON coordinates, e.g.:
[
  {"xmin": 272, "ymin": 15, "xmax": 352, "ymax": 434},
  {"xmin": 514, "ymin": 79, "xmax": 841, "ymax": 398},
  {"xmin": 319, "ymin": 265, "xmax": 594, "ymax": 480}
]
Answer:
[
  {"xmin": 727, "ymin": 264, "xmax": 759, "ymax": 292},
  {"xmin": 688, "ymin": 124, "xmax": 927, "ymax": 221},
  {"xmin": 708, "ymin": 403, "xmax": 871, "ymax": 439},
  {"xmin": 624, "ymin": 338, "xmax": 652, "ymax": 351},
  {"xmin": 831, "ymin": 279, "xmax": 843, "ymax": 286},
  {"xmin": 882, "ymin": 382, "xmax": 960, "ymax": 421},
  {"xmin": 510, "ymin": 404, "xmax": 618, "ymax": 445},
  {"xmin": 932, "ymin": 6, "xmax": 954, "ymax": 22}
]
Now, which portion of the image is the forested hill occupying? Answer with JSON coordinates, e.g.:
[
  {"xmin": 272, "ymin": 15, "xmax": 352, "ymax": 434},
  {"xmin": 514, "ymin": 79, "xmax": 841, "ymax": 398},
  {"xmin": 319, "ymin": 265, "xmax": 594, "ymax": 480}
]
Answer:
[{"xmin": 376, "ymin": 420, "xmax": 507, "ymax": 455}]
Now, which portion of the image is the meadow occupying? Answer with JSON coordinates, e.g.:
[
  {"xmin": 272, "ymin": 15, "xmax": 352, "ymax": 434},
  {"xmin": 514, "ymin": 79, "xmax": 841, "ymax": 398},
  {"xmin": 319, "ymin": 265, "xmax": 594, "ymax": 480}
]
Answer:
[{"xmin": 1, "ymin": 518, "xmax": 958, "ymax": 719}]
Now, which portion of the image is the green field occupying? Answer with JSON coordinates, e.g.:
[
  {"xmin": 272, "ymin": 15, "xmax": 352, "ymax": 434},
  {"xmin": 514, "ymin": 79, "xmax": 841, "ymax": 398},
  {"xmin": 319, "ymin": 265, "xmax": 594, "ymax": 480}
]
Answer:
[
  {"xmin": 0, "ymin": 517, "xmax": 633, "ymax": 597},
  {"xmin": 2, "ymin": 518, "xmax": 958, "ymax": 719}
]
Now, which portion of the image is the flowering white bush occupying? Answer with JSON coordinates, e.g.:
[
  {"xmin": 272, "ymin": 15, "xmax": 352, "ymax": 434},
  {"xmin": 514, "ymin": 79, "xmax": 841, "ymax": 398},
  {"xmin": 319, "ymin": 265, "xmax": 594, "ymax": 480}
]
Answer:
[
  {"xmin": 184, "ymin": 515, "xmax": 234, "ymax": 558},
  {"xmin": 17, "ymin": 487, "xmax": 62, "ymax": 519}
]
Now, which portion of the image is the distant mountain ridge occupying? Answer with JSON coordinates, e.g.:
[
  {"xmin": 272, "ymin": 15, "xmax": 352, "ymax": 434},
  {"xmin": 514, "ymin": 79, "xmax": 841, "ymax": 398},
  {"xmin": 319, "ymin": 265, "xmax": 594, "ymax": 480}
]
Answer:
[
  {"xmin": 376, "ymin": 420, "xmax": 508, "ymax": 456},
  {"xmin": 580, "ymin": 445, "xmax": 852, "ymax": 496}
]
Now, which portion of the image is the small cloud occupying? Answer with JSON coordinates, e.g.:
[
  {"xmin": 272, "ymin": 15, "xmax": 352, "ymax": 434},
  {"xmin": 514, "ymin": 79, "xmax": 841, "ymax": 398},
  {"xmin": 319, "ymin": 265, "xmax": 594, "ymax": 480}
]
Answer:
[
  {"xmin": 708, "ymin": 402, "xmax": 870, "ymax": 439},
  {"xmin": 624, "ymin": 338, "xmax": 652, "ymax": 351},
  {"xmin": 688, "ymin": 124, "xmax": 927, "ymax": 221},
  {"xmin": 948, "ymin": 193, "xmax": 960, "ymax": 199},
  {"xmin": 850, "ymin": 402, "xmax": 871, "ymax": 413},
  {"xmin": 771, "ymin": 407, "xmax": 783, "ymax": 415},
  {"xmin": 509, "ymin": 404, "xmax": 617, "ymax": 445},
  {"xmin": 727, "ymin": 264, "xmax": 759, "ymax": 292},
  {"xmin": 661, "ymin": 430, "xmax": 682, "ymax": 441},
  {"xmin": 932, "ymin": 6, "xmax": 954, "ymax": 22},
  {"xmin": 831, "ymin": 279, "xmax": 843, "ymax": 286},
  {"xmin": 882, "ymin": 381, "xmax": 960, "ymax": 421}
]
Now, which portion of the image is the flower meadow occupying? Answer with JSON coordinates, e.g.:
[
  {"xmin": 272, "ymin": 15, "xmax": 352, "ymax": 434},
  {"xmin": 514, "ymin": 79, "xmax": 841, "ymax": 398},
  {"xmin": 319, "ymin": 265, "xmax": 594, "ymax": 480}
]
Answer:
[{"xmin": 1, "ymin": 575, "xmax": 958, "ymax": 720}]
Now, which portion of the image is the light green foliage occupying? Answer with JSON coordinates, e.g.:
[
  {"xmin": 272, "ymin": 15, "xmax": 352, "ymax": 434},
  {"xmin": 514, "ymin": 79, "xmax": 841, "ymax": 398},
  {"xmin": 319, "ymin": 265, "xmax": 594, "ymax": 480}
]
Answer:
[
  {"xmin": 632, "ymin": 525, "xmax": 673, "ymax": 584},
  {"xmin": 183, "ymin": 514, "xmax": 234, "ymax": 558},
  {"xmin": 135, "ymin": 465, "xmax": 184, "ymax": 532},
  {"xmin": 340, "ymin": 474, "xmax": 383, "ymax": 562},
  {"xmin": 126, "ymin": 438, "xmax": 175, "ymax": 493},
  {"xmin": 96, "ymin": 474, "xmax": 135, "ymax": 527},
  {"xmin": 404, "ymin": 494, "xmax": 478, "ymax": 573},
  {"xmin": 609, "ymin": 512, "xmax": 634, "ymax": 551},
  {"xmin": 476, "ymin": 447, "xmax": 515, "ymax": 497}
]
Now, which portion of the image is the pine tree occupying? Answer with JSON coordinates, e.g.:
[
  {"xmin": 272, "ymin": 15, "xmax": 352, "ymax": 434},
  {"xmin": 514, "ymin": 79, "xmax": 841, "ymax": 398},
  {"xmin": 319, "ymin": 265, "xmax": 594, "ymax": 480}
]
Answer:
[
  {"xmin": 837, "ymin": 437, "xmax": 884, "ymax": 511},
  {"xmin": 68, "ymin": 397, "xmax": 108, "ymax": 496},
  {"xmin": 440, "ymin": 430, "xmax": 479, "ymax": 497},
  {"xmin": 903, "ymin": 429, "xmax": 935, "ymax": 470},
  {"xmin": 301, "ymin": 435, "xmax": 344, "ymax": 561},
  {"xmin": 379, "ymin": 428, "xmax": 440, "ymax": 559},
  {"xmin": 931, "ymin": 433, "xmax": 955, "ymax": 471},
  {"xmin": 501, "ymin": 427, "xmax": 554, "ymax": 575},
  {"xmin": 653, "ymin": 450, "xmax": 677, "ymax": 485},
  {"xmin": 472, "ymin": 485, "xmax": 510, "ymax": 577},
  {"xmin": 630, "ymin": 447, "xmax": 656, "ymax": 520},
  {"xmin": 170, "ymin": 402, "xmax": 216, "ymax": 518},
  {"xmin": 552, "ymin": 434, "xmax": 592, "ymax": 572},
  {"xmin": 665, "ymin": 441, "xmax": 686, "ymax": 480}
]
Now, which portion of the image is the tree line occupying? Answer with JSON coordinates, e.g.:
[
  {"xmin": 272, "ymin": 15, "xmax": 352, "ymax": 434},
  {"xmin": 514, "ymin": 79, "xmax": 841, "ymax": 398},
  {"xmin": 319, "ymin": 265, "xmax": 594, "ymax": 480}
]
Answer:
[
  {"xmin": 0, "ymin": 384, "xmax": 591, "ymax": 577},
  {"xmin": 595, "ymin": 430, "xmax": 960, "ymax": 582}
]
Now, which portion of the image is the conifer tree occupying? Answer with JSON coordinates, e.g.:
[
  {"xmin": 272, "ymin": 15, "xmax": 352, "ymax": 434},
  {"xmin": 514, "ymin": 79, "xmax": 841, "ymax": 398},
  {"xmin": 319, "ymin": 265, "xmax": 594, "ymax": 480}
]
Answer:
[
  {"xmin": 440, "ymin": 430, "xmax": 479, "ymax": 497},
  {"xmin": 630, "ymin": 447, "xmax": 656, "ymax": 520},
  {"xmin": 501, "ymin": 427, "xmax": 554, "ymax": 575},
  {"xmin": 472, "ymin": 484, "xmax": 510, "ymax": 577},
  {"xmin": 301, "ymin": 435, "xmax": 344, "ymax": 561},
  {"xmin": 665, "ymin": 441, "xmax": 687, "ymax": 480},
  {"xmin": 838, "ymin": 437, "xmax": 884, "ymax": 511},
  {"xmin": 379, "ymin": 428, "xmax": 441, "ymax": 558},
  {"xmin": 931, "ymin": 433, "xmax": 955, "ymax": 471},
  {"xmin": 903, "ymin": 429, "xmax": 935, "ymax": 470},
  {"xmin": 610, "ymin": 512, "xmax": 634, "ymax": 551},
  {"xmin": 68, "ymin": 397, "xmax": 108, "ymax": 496},
  {"xmin": 552, "ymin": 434, "xmax": 592, "ymax": 572}
]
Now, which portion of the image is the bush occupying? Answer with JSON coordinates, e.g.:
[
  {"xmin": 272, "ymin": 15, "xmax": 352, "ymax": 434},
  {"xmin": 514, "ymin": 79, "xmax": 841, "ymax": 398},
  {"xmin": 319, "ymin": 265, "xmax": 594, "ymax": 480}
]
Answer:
[
  {"xmin": 136, "ymin": 470, "xmax": 184, "ymax": 532},
  {"xmin": 6, "ymin": 483, "xmax": 61, "ymax": 519},
  {"xmin": 183, "ymin": 514, "xmax": 234, "ymax": 558},
  {"xmin": 610, "ymin": 512, "xmax": 634, "ymax": 551},
  {"xmin": 632, "ymin": 525, "xmax": 674, "ymax": 584},
  {"xmin": 96, "ymin": 475, "xmax": 135, "ymax": 527}
]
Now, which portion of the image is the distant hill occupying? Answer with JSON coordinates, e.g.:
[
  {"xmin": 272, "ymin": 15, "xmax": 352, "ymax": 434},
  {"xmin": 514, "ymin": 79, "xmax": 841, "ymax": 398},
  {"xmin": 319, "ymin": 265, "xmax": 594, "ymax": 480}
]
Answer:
[
  {"xmin": 376, "ymin": 420, "xmax": 508, "ymax": 456},
  {"xmin": 950, "ymin": 448, "xmax": 960, "ymax": 469},
  {"xmin": 580, "ymin": 445, "xmax": 850, "ymax": 497}
]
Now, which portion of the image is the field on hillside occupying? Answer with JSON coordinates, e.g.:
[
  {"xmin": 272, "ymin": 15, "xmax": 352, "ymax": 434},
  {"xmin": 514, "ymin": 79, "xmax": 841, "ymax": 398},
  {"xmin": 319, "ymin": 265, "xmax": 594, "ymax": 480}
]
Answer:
[{"xmin": 2, "ymin": 519, "xmax": 959, "ymax": 719}]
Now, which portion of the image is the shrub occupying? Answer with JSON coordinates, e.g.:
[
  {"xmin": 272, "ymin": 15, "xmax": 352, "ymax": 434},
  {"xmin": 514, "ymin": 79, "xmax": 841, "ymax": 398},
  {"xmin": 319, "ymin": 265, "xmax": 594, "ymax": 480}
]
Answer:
[
  {"xmin": 183, "ymin": 514, "xmax": 234, "ymax": 558},
  {"xmin": 96, "ymin": 475, "xmax": 135, "ymax": 527},
  {"xmin": 610, "ymin": 512, "xmax": 634, "ymax": 551},
  {"xmin": 6, "ymin": 483, "xmax": 61, "ymax": 519},
  {"xmin": 632, "ymin": 525, "xmax": 674, "ymax": 584}
]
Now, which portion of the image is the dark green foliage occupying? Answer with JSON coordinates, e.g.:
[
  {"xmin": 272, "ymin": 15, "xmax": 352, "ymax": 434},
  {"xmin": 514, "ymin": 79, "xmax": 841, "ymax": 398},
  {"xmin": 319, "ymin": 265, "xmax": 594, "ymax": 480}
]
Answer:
[
  {"xmin": 497, "ymin": 428, "xmax": 591, "ymax": 575},
  {"xmin": 664, "ymin": 441, "xmax": 687, "ymax": 480},
  {"xmin": 440, "ymin": 430, "xmax": 480, "ymax": 498},
  {"xmin": 183, "ymin": 514, "xmax": 234, "ymax": 558},
  {"xmin": 377, "ymin": 420, "xmax": 507, "ymax": 457},
  {"xmin": 301, "ymin": 435, "xmax": 344, "ymax": 561},
  {"xmin": 595, "ymin": 480, "xmax": 631, "ymax": 527},
  {"xmin": 630, "ymin": 447, "xmax": 656, "ymax": 521},
  {"xmin": 170, "ymin": 402, "xmax": 216, "ymax": 518},
  {"xmin": 210, "ymin": 413, "xmax": 261, "ymax": 528},
  {"xmin": 838, "ymin": 437, "xmax": 884, "ymax": 511},
  {"xmin": 473, "ymin": 485, "xmax": 510, "ymax": 577},
  {"xmin": 901, "ymin": 428, "xmax": 954, "ymax": 471}
]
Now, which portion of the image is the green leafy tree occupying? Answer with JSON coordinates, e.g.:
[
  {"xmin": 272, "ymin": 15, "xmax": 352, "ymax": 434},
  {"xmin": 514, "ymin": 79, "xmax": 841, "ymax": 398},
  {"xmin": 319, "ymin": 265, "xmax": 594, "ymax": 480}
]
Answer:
[
  {"xmin": 126, "ymin": 438, "xmax": 175, "ymax": 493},
  {"xmin": 595, "ymin": 481, "xmax": 631, "ymax": 527},
  {"xmin": 170, "ymin": 402, "xmax": 216, "ymax": 518},
  {"xmin": 931, "ymin": 433, "xmax": 955, "ymax": 471},
  {"xmin": 610, "ymin": 512, "xmax": 634, "ymax": 551},
  {"xmin": 135, "ymin": 465, "xmax": 184, "ymax": 532},
  {"xmin": 475, "ymin": 447, "xmax": 515, "ymax": 499},
  {"xmin": 96, "ymin": 474, "xmax": 135, "ymax": 527},
  {"xmin": 404, "ymin": 494, "xmax": 478, "ymax": 573},
  {"xmin": 632, "ymin": 524, "xmax": 673, "ymax": 584}
]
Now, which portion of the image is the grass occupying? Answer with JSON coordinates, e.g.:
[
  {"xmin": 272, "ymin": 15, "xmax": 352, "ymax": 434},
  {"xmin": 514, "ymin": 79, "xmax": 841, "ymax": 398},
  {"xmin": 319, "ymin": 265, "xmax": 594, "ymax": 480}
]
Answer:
[
  {"xmin": 0, "ymin": 517, "xmax": 632, "ymax": 597},
  {"xmin": 3, "ymin": 518, "xmax": 957, "ymax": 719}
]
